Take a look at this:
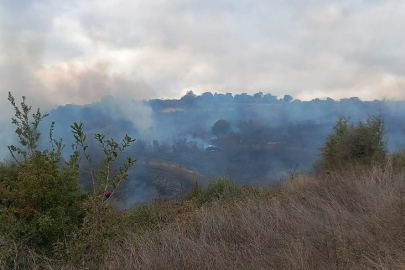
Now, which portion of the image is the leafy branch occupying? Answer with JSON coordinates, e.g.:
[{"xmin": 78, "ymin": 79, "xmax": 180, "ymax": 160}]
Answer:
[
  {"xmin": 7, "ymin": 92, "xmax": 48, "ymax": 162},
  {"xmin": 70, "ymin": 122, "xmax": 136, "ymax": 212}
]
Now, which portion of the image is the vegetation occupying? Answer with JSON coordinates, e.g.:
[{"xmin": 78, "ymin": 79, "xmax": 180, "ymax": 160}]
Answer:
[
  {"xmin": 0, "ymin": 93, "xmax": 85, "ymax": 254},
  {"xmin": 103, "ymin": 163, "xmax": 405, "ymax": 270},
  {"xmin": 0, "ymin": 93, "xmax": 136, "ymax": 268},
  {"xmin": 212, "ymin": 119, "xmax": 232, "ymax": 138},
  {"xmin": 1, "ymin": 94, "xmax": 405, "ymax": 269},
  {"xmin": 188, "ymin": 177, "xmax": 236, "ymax": 204},
  {"xmin": 52, "ymin": 93, "xmax": 405, "ymax": 187},
  {"xmin": 319, "ymin": 115, "xmax": 387, "ymax": 171}
]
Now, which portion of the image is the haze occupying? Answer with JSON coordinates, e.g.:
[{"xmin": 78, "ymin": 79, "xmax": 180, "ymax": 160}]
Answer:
[{"xmin": 1, "ymin": 0, "xmax": 405, "ymax": 118}]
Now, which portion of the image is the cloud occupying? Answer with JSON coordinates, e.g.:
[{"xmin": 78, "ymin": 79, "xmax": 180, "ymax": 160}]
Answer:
[
  {"xmin": 0, "ymin": 0, "xmax": 154, "ymax": 121},
  {"xmin": 1, "ymin": 0, "xmax": 405, "ymax": 114},
  {"xmin": 36, "ymin": 61, "xmax": 154, "ymax": 105}
]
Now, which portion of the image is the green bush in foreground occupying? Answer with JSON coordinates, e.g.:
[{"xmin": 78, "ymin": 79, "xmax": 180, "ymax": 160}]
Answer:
[
  {"xmin": 319, "ymin": 115, "xmax": 387, "ymax": 171},
  {"xmin": 0, "ymin": 93, "xmax": 85, "ymax": 253},
  {"xmin": 0, "ymin": 93, "xmax": 137, "ymax": 268},
  {"xmin": 189, "ymin": 177, "xmax": 236, "ymax": 204},
  {"xmin": 129, "ymin": 203, "xmax": 174, "ymax": 229},
  {"xmin": 68, "ymin": 122, "xmax": 136, "ymax": 265}
]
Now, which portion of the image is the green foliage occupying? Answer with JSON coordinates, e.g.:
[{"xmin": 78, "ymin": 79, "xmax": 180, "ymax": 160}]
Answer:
[
  {"xmin": 212, "ymin": 119, "xmax": 232, "ymax": 138},
  {"xmin": 187, "ymin": 181, "xmax": 203, "ymax": 199},
  {"xmin": 189, "ymin": 177, "xmax": 236, "ymax": 204},
  {"xmin": 319, "ymin": 115, "xmax": 387, "ymax": 171},
  {"xmin": 0, "ymin": 93, "xmax": 85, "ymax": 255},
  {"xmin": 71, "ymin": 122, "xmax": 136, "ymax": 211},
  {"xmin": 68, "ymin": 120, "xmax": 136, "ymax": 266},
  {"xmin": 0, "ymin": 93, "xmax": 138, "ymax": 268},
  {"xmin": 68, "ymin": 202, "xmax": 173, "ymax": 267},
  {"xmin": 67, "ymin": 206, "xmax": 127, "ymax": 267},
  {"xmin": 129, "ymin": 203, "xmax": 174, "ymax": 229},
  {"xmin": 0, "ymin": 92, "xmax": 138, "ymax": 270},
  {"xmin": 0, "ymin": 238, "xmax": 40, "ymax": 270}
]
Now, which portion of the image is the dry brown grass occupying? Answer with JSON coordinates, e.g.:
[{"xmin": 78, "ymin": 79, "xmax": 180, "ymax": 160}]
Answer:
[
  {"xmin": 6, "ymin": 162, "xmax": 405, "ymax": 269},
  {"xmin": 102, "ymin": 162, "xmax": 405, "ymax": 270}
]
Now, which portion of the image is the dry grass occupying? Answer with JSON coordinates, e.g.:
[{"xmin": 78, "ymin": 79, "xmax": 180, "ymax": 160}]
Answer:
[
  {"xmin": 4, "ymin": 162, "xmax": 405, "ymax": 269},
  {"xmin": 103, "ymin": 162, "xmax": 405, "ymax": 270}
]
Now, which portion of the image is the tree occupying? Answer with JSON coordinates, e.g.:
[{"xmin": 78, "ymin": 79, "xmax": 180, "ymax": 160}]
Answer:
[
  {"xmin": 212, "ymin": 119, "xmax": 232, "ymax": 138},
  {"xmin": 234, "ymin": 93, "xmax": 253, "ymax": 103},
  {"xmin": 180, "ymin": 90, "xmax": 197, "ymax": 107},
  {"xmin": 263, "ymin": 94, "xmax": 278, "ymax": 103},
  {"xmin": 201, "ymin": 92, "xmax": 214, "ymax": 100},
  {"xmin": 283, "ymin": 95, "xmax": 293, "ymax": 103},
  {"xmin": 253, "ymin": 92, "xmax": 264, "ymax": 101},
  {"xmin": 319, "ymin": 115, "xmax": 387, "ymax": 171}
]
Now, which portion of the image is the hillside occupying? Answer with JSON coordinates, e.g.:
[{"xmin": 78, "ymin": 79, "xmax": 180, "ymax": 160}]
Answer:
[
  {"xmin": 1, "ymin": 94, "xmax": 405, "ymax": 269},
  {"xmin": 101, "ymin": 162, "xmax": 405, "ymax": 269},
  {"xmin": 3, "ymin": 161, "xmax": 405, "ymax": 269},
  {"xmin": 36, "ymin": 93, "xmax": 405, "ymax": 208}
]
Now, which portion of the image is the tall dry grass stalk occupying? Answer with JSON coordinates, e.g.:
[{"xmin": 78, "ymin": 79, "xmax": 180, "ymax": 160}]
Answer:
[{"xmin": 104, "ymin": 162, "xmax": 405, "ymax": 270}]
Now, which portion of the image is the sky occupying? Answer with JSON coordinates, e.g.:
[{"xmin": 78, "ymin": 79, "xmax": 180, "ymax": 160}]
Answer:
[{"xmin": 1, "ymin": 0, "xmax": 405, "ymax": 119}]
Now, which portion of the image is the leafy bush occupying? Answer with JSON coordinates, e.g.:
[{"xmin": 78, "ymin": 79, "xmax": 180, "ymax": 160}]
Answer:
[
  {"xmin": 319, "ymin": 115, "xmax": 387, "ymax": 171},
  {"xmin": 0, "ymin": 238, "xmax": 40, "ymax": 269},
  {"xmin": 391, "ymin": 150, "xmax": 405, "ymax": 171},
  {"xmin": 187, "ymin": 181, "xmax": 203, "ymax": 199},
  {"xmin": 67, "ymin": 122, "xmax": 136, "ymax": 265},
  {"xmin": 0, "ymin": 93, "xmax": 85, "ymax": 253},
  {"xmin": 66, "ymin": 206, "xmax": 129, "ymax": 267},
  {"xmin": 212, "ymin": 119, "xmax": 232, "ymax": 138},
  {"xmin": 129, "ymin": 203, "xmax": 174, "ymax": 229},
  {"xmin": 0, "ymin": 93, "xmax": 137, "ymax": 268},
  {"xmin": 189, "ymin": 177, "xmax": 236, "ymax": 204},
  {"xmin": 70, "ymin": 122, "xmax": 136, "ymax": 213}
]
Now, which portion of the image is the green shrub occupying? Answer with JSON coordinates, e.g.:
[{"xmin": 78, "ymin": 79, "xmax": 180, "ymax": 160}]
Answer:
[
  {"xmin": 0, "ymin": 93, "xmax": 85, "ymax": 254},
  {"xmin": 191, "ymin": 177, "xmax": 236, "ymax": 204},
  {"xmin": 66, "ymin": 206, "xmax": 128, "ymax": 267},
  {"xmin": 319, "ymin": 115, "xmax": 387, "ymax": 171},
  {"xmin": 68, "ymin": 122, "xmax": 136, "ymax": 266},
  {"xmin": 0, "ymin": 93, "xmax": 137, "ymax": 268},
  {"xmin": 187, "ymin": 181, "xmax": 203, "ymax": 199},
  {"xmin": 70, "ymin": 122, "xmax": 136, "ymax": 210},
  {"xmin": 0, "ymin": 238, "xmax": 40, "ymax": 269},
  {"xmin": 129, "ymin": 203, "xmax": 174, "ymax": 229}
]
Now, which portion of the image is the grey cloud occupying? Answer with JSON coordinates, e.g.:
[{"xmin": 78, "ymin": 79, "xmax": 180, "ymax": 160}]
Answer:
[
  {"xmin": 42, "ymin": 62, "xmax": 155, "ymax": 105},
  {"xmin": 86, "ymin": 0, "xmax": 405, "ymax": 99},
  {"xmin": 0, "ymin": 0, "xmax": 155, "ymax": 118},
  {"xmin": 1, "ymin": 0, "xmax": 405, "ymax": 108}
]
